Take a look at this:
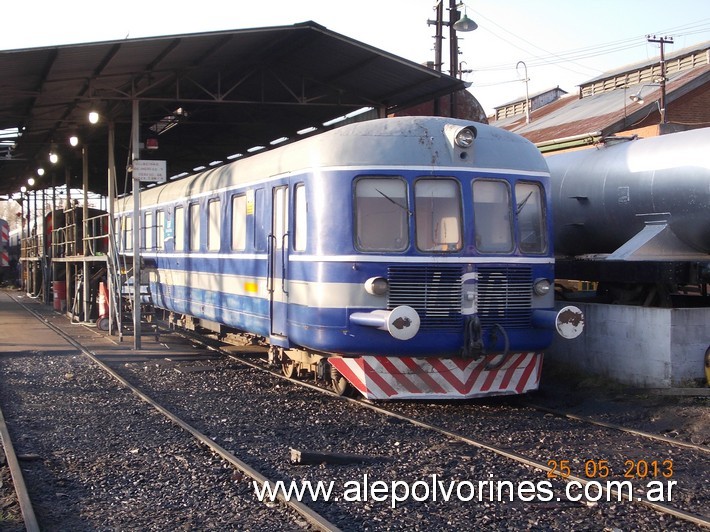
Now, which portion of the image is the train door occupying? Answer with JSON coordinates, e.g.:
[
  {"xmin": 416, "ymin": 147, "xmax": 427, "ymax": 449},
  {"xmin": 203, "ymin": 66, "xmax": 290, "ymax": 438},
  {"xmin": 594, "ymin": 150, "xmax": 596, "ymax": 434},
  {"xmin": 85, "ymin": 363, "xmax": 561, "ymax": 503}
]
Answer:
[{"xmin": 269, "ymin": 185, "xmax": 289, "ymax": 342}]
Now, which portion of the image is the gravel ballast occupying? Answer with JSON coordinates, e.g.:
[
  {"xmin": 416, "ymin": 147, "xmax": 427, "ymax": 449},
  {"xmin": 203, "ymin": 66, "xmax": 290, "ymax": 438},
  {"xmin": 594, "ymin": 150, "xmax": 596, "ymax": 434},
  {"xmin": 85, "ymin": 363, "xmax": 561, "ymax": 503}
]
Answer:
[{"xmin": 1, "ymin": 291, "xmax": 708, "ymax": 530}]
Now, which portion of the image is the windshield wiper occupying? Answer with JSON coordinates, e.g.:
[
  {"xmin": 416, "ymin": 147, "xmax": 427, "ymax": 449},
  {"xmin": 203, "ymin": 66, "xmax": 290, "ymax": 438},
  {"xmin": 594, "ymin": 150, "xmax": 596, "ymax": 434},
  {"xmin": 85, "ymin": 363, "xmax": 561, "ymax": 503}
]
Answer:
[
  {"xmin": 376, "ymin": 188, "xmax": 411, "ymax": 215},
  {"xmin": 516, "ymin": 191, "xmax": 534, "ymax": 214}
]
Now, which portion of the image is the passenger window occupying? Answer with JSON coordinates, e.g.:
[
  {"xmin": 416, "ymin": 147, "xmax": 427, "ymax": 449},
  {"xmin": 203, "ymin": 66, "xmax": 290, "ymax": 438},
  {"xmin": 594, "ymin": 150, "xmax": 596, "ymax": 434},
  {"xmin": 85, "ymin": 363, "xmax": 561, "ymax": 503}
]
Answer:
[
  {"xmin": 113, "ymin": 216, "xmax": 121, "ymax": 251},
  {"xmin": 415, "ymin": 178, "xmax": 462, "ymax": 252},
  {"xmin": 472, "ymin": 180, "xmax": 513, "ymax": 253},
  {"xmin": 124, "ymin": 216, "xmax": 133, "ymax": 251},
  {"xmin": 273, "ymin": 186, "xmax": 288, "ymax": 250},
  {"xmin": 515, "ymin": 182, "xmax": 547, "ymax": 253},
  {"xmin": 189, "ymin": 203, "xmax": 200, "ymax": 251},
  {"xmin": 294, "ymin": 184, "xmax": 306, "ymax": 251},
  {"xmin": 254, "ymin": 188, "xmax": 267, "ymax": 252},
  {"xmin": 354, "ymin": 177, "xmax": 409, "ymax": 252},
  {"xmin": 208, "ymin": 198, "xmax": 221, "ymax": 251},
  {"xmin": 144, "ymin": 211, "xmax": 153, "ymax": 250},
  {"xmin": 174, "ymin": 206, "xmax": 184, "ymax": 251},
  {"xmin": 231, "ymin": 194, "xmax": 247, "ymax": 251},
  {"xmin": 156, "ymin": 210, "xmax": 165, "ymax": 250}
]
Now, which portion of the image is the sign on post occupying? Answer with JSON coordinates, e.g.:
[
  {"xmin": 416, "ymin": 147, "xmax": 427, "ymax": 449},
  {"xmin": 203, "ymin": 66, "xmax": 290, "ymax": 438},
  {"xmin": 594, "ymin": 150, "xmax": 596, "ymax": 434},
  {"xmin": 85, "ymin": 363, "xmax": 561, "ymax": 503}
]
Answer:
[{"xmin": 133, "ymin": 159, "xmax": 166, "ymax": 182}]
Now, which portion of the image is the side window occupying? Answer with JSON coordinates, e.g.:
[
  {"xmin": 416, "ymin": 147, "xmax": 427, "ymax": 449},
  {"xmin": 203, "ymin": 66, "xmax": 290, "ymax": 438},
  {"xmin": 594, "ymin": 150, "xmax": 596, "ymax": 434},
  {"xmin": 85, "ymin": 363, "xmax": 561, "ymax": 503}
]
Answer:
[
  {"xmin": 254, "ymin": 188, "xmax": 267, "ymax": 252},
  {"xmin": 354, "ymin": 177, "xmax": 409, "ymax": 252},
  {"xmin": 174, "ymin": 206, "xmax": 184, "ymax": 251},
  {"xmin": 207, "ymin": 198, "xmax": 221, "ymax": 251},
  {"xmin": 113, "ymin": 216, "xmax": 121, "ymax": 251},
  {"xmin": 415, "ymin": 178, "xmax": 462, "ymax": 252},
  {"xmin": 472, "ymin": 179, "xmax": 513, "ymax": 253},
  {"xmin": 231, "ymin": 194, "xmax": 247, "ymax": 251},
  {"xmin": 156, "ymin": 210, "xmax": 164, "ymax": 250},
  {"xmin": 189, "ymin": 203, "xmax": 200, "ymax": 251},
  {"xmin": 124, "ymin": 215, "xmax": 133, "ymax": 251},
  {"xmin": 144, "ymin": 211, "xmax": 153, "ymax": 250},
  {"xmin": 294, "ymin": 184, "xmax": 306, "ymax": 251},
  {"xmin": 515, "ymin": 182, "xmax": 547, "ymax": 254},
  {"xmin": 273, "ymin": 186, "xmax": 288, "ymax": 250}
]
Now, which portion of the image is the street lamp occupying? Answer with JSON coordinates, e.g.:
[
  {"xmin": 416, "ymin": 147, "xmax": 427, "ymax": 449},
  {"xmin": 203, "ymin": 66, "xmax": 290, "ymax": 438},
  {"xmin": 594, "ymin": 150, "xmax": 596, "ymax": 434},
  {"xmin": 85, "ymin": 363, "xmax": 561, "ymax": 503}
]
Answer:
[
  {"xmin": 629, "ymin": 83, "xmax": 665, "ymax": 123},
  {"xmin": 428, "ymin": 1, "xmax": 477, "ymax": 77},
  {"xmin": 517, "ymin": 61, "xmax": 531, "ymax": 124},
  {"xmin": 453, "ymin": 4, "xmax": 477, "ymax": 32},
  {"xmin": 629, "ymin": 84, "xmax": 659, "ymax": 104},
  {"xmin": 428, "ymin": 1, "xmax": 477, "ymax": 117}
]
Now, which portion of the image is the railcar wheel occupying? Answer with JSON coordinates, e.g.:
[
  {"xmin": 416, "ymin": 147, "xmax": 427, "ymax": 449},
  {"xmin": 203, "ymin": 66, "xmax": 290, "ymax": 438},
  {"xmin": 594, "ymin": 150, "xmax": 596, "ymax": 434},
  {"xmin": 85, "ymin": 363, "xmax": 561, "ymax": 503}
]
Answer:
[
  {"xmin": 282, "ymin": 359, "xmax": 299, "ymax": 379},
  {"xmin": 330, "ymin": 363, "xmax": 354, "ymax": 397}
]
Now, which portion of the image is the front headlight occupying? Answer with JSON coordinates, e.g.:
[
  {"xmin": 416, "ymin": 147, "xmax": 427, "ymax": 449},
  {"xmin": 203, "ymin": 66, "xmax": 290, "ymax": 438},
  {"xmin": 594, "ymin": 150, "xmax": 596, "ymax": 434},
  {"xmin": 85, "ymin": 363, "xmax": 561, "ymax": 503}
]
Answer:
[
  {"xmin": 533, "ymin": 278, "xmax": 552, "ymax": 296},
  {"xmin": 454, "ymin": 127, "xmax": 476, "ymax": 148},
  {"xmin": 365, "ymin": 276, "xmax": 389, "ymax": 296}
]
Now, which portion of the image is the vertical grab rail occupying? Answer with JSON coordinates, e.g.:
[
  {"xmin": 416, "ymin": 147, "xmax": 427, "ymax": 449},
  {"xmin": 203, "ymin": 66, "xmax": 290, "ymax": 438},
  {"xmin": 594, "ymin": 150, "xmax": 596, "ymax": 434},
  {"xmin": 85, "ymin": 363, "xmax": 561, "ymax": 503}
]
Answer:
[{"xmin": 106, "ymin": 215, "xmax": 125, "ymax": 339}]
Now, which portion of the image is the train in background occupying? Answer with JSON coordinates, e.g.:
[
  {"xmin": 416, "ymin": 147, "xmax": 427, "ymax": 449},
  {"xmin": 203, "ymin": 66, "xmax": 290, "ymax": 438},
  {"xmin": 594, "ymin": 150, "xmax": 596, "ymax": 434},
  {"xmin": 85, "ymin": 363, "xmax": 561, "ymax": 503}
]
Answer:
[
  {"xmin": 1, "ymin": 218, "xmax": 10, "ymax": 273},
  {"xmin": 547, "ymin": 127, "xmax": 710, "ymax": 306},
  {"xmin": 0, "ymin": 218, "xmax": 20, "ymax": 285},
  {"xmin": 116, "ymin": 116, "xmax": 583, "ymax": 400}
]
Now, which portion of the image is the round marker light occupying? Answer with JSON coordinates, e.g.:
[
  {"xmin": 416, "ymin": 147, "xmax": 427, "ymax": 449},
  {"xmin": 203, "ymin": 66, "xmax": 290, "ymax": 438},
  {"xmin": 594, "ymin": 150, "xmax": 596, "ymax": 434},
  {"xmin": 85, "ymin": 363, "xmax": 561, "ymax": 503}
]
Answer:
[
  {"xmin": 365, "ymin": 277, "xmax": 389, "ymax": 296},
  {"xmin": 454, "ymin": 127, "xmax": 476, "ymax": 148},
  {"xmin": 533, "ymin": 278, "xmax": 552, "ymax": 296}
]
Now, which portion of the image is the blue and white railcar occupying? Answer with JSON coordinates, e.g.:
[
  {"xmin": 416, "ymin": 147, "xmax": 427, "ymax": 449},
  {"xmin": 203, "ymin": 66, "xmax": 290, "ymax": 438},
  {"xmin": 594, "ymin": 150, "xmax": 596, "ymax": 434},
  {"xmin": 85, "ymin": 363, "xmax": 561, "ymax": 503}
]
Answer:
[
  {"xmin": 116, "ymin": 116, "xmax": 582, "ymax": 399},
  {"xmin": 0, "ymin": 219, "xmax": 10, "ymax": 269}
]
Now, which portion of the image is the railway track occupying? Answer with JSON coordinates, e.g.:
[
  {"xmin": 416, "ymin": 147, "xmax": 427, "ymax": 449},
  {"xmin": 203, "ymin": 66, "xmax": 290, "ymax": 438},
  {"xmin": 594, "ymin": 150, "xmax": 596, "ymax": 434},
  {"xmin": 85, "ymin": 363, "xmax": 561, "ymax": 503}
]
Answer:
[
  {"xmin": 187, "ymin": 331, "xmax": 710, "ymax": 529},
  {"xmin": 0, "ymin": 292, "xmax": 340, "ymax": 531},
  {"xmin": 2, "ymin": 292, "xmax": 708, "ymax": 529},
  {"xmin": 0, "ymin": 402, "xmax": 39, "ymax": 531},
  {"xmin": 522, "ymin": 401, "xmax": 710, "ymax": 455}
]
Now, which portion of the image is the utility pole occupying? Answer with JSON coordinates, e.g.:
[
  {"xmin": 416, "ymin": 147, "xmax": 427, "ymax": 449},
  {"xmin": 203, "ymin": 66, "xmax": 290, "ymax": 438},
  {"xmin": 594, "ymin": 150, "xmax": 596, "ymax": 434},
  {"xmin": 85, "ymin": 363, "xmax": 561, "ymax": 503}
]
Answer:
[
  {"xmin": 647, "ymin": 35, "xmax": 673, "ymax": 124},
  {"xmin": 428, "ymin": 1, "xmax": 477, "ymax": 117}
]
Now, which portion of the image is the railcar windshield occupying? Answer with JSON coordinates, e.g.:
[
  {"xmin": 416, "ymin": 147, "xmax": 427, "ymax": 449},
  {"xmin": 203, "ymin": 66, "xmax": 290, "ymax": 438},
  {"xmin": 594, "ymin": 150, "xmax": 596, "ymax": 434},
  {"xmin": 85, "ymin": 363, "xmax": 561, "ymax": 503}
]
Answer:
[
  {"xmin": 515, "ymin": 182, "xmax": 547, "ymax": 253},
  {"xmin": 415, "ymin": 178, "xmax": 462, "ymax": 252},
  {"xmin": 472, "ymin": 179, "xmax": 514, "ymax": 253},
  {"xmin": 354, "ymin": 177, "xmax": 409, "ymax": 251}
]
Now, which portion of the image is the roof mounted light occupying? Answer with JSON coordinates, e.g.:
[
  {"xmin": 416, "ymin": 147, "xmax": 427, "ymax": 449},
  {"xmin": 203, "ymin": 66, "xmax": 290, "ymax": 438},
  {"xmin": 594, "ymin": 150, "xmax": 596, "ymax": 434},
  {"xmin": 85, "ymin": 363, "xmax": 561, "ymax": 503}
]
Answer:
[{"xmin": 455, "ymin": 126, "xmax": 476, "ymax": 148}]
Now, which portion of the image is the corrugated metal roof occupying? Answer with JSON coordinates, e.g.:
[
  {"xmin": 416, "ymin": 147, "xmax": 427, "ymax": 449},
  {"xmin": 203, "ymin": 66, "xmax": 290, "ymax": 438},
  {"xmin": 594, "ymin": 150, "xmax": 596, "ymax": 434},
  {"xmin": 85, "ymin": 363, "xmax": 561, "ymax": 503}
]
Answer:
[
  {"xmin": 493, "ymin": 64, "xmax": 710, "ymax": 144},
  {"xmin": 0, "ymin": 22, "xmax": 465, "ymax": 195},
  {"xmin": 494, "ymin": 86, "xmax": 568, "ymax": 110},
  {"xmin": 582, "ymin": 40, "xmax": 710, "ymax": 86}
]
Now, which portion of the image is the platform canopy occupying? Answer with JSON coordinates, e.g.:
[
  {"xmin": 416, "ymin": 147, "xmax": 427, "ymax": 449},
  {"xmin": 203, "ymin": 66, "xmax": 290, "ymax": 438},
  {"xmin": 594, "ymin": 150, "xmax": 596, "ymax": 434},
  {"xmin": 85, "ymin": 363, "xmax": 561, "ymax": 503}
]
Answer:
[{"xmin": 0, "ymin": 21, "xmax": 465, "ymax": 197}]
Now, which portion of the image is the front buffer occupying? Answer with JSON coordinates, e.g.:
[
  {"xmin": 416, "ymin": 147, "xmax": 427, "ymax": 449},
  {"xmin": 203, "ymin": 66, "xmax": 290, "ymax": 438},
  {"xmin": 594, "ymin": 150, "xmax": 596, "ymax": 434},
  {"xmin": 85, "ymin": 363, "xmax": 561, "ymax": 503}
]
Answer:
[
  {"xmin": 330, "ymin": 304, "xmax": 583, "ymax": 400},
  {"xmin": 329, "ymin": 352, "xmax": 543, "ymax": 400}
]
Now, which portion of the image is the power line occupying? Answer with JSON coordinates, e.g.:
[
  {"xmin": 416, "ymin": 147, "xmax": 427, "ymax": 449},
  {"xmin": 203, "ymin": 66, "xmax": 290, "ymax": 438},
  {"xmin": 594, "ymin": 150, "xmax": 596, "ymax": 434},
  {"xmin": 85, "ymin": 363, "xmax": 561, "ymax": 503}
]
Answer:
[{"xmin": 467, "ymin": 9, "xmax": 710, "ymax": 74}]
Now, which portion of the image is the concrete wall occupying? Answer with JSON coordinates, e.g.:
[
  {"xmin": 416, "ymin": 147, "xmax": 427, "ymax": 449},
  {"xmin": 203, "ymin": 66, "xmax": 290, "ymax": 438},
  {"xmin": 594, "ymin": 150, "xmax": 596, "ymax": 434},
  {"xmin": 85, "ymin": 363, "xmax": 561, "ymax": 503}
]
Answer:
[{"xmin": 547, "ymin": 302, "xmax": 710, "ymax": 387}]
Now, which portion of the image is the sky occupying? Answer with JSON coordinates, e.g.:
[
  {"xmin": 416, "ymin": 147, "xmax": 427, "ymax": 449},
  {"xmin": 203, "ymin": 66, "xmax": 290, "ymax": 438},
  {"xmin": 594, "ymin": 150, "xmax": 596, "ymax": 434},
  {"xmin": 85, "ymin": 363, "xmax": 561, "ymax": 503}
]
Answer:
[{"xmin": 2, "ymin": 1, "xmax": 710, "ymax": 115}]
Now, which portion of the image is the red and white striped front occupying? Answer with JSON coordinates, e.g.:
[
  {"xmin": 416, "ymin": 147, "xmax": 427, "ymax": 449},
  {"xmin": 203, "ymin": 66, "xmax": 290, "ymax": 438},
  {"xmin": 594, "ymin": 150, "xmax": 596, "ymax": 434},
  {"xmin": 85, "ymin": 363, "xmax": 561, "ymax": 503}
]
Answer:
[
  {"xmin": 329, "ymin": 353, "xmax": 542, "ymax": 400},
  {"xmin": 0, "ymin": 222, "xmax": 9, "ymax": 267}
]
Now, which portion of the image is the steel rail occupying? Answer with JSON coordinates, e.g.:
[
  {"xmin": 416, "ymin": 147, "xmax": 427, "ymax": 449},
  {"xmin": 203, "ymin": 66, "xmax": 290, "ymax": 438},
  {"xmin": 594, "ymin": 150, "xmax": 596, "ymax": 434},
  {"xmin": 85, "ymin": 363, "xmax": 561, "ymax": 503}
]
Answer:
[
  {"xmin": 11, "ymin": 296, "xmax": 341, "ymax": 532},
  {"xmin": 0, "ymin": 404, "xmax": 40, "ymax": 532},
  {"xmin": 523, "ymin": 402, "xmax": 710, "ymax": 454},
  {"xmin": 184, "ymin": 332, "xmax": 710, "ymax": 530}
]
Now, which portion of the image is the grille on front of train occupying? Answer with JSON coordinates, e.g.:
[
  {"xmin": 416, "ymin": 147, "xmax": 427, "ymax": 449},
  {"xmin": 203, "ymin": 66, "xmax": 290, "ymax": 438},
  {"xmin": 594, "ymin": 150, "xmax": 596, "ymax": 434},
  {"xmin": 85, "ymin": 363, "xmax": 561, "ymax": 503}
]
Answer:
[
  {"xmin": 387, "ymin": 265, "xmax": 464, "ymax": 330},
  {"xmin": 475, "ymin": 266, "xmax": 533, "ymax": 328}
]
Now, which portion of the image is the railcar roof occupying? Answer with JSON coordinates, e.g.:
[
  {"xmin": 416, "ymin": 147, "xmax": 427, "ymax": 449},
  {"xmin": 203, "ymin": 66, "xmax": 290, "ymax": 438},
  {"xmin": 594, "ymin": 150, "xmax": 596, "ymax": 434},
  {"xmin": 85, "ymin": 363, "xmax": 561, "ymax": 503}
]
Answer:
[
  {"xmin": 119, "ymin": 117, "xmax": 548, "ymax": 209},
  {"xmin": 0, "ymin": 22, "xmax": 466, "ymax": 197}
]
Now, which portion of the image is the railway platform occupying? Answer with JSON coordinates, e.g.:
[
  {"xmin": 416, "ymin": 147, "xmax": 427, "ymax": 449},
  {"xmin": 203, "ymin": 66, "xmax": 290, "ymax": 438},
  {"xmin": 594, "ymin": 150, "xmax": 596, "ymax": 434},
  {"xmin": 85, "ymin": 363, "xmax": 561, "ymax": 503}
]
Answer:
[{"xmin": 0, "ymin": 288, "xmax": 215, "ymax": 365}]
